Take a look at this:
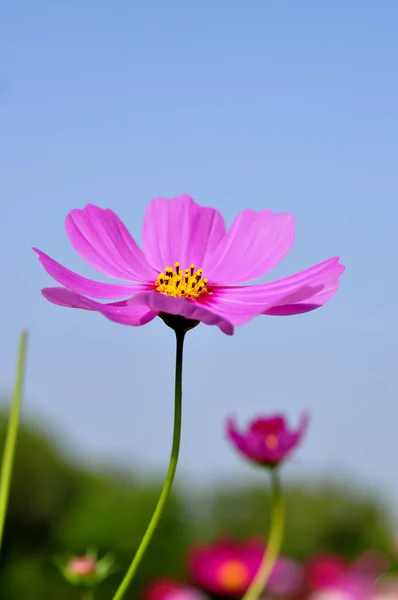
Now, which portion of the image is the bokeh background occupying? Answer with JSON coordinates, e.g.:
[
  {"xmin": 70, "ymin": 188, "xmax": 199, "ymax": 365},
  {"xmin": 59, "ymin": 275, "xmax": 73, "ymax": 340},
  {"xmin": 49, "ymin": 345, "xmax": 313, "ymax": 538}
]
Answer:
[{"xmin": 1, "ymin": 1, "xmax": 398, "ymax": 598}]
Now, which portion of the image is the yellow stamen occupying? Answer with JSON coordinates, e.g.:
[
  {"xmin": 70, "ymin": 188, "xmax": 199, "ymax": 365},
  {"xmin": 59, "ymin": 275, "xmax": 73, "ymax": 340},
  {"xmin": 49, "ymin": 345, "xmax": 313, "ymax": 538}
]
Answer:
[
  {"xmin": 218, "ymin": 560, "xmax": 248, "ymax": 591},
  {"xmin": 155, "ymin": 262, "xmax": 211, "ymax": 298},
  {"xmin": 265, "ymin": 434, "xmax": 279, "ymax": 450}
]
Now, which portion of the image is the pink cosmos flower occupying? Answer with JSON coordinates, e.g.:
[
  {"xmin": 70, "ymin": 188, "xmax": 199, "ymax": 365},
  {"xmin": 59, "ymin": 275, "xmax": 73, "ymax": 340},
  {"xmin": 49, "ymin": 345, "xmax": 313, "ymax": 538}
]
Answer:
[
  {"xmin": 34, "ymin": 195, "xmax": 344, "ymax": 335},
  {"xmin": 163, "ymin": 590, "xmax": 209, "ymax": 600},
  {"xmin": 67, "ymin": 555, "xmax": 97, "ymax": 577},
  {"xmin": 373, "ymin": 577, "xmax": 398, "ymax": 599},
  {"xmin": 306, "ymin": 554, "xmax": 348, "ymax": 591},
  {"xmin": 227, "ymin": 414, "xmax": 308, "ymax": 467},
  {"xmin": 145, "ymin": 580, "xmax": 209, "ymax": 600},
  {"xmin": 189, "ymin": 539, "xmax": 264, "ymax": 597},
  {"xmin": 145, "ymin": 579, "xmax": 182, "ymax": 600},
  {"xmin": 60, "ymin": 552, "xmax": 115, "ymax": 587},
  {"xmin": 264, "ymin": 555, "xmax": 304, "ymax": 596},
  {"xmin": 188, "ymin": 538, "xmax": 302, "ymax": 597},
  {"xmin": 307, "ymin": 573, "xmax": 372, "ymax": 600},
  {"xmin": 351, "ymin": 550, "xmax": 389, "ymax": 582}
]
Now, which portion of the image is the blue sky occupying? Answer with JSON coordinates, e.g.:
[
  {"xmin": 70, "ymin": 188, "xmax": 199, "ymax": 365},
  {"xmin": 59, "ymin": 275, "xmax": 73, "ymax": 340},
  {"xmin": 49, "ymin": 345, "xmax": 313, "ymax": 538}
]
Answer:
[{"xmin": 1, "ymin": 1, "xmax": 398, "ymax": 501}]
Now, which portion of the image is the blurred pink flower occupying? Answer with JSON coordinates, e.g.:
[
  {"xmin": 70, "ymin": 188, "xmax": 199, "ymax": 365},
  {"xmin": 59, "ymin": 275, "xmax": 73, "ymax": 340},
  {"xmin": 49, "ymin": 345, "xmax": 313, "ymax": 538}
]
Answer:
[
  {"xmin": 164, "ymin": 589, "xmax": 210, "ymax": 600},
  {"xmin": 188, "ymin": 538, "xmax": 302, "ymax": 597},
  {"xmin": 35, "ymin": 195, "xmax": 344, "ymax": 335},
  {"xmin": 351, "ymin": 550, "xmax": 389, "ymax": 582},
  {"xmin": 373, "ymin": 577, "xmax": 398, "ymax": 599},
  {"xmin": 144, "ymin": 580, "xmax": 209, "ymax": 600},
  {"xmin": 67, "ymin": 555, "xmax": 97, "ymax": 576},
  {"xmin": 306, "ymin": 554, "xmax": 348, "ymax": 591},
  {"xmin": 227, "ymin": 414, "xmax": 308, "ymax": 467},
  {"xmin": 308, "ymin": 573, "xmax": 372, "ymax": 599},
  {"xmin": 144, "ymin": 579, "xmax": 182, "ymax": 600},
  {"xmin": 189, "ymin": 539, "xmax": 260, "ymax": 597},
  {"xmin": 266, "ymin": 555, "xmax": 304, "ymax": 596}
]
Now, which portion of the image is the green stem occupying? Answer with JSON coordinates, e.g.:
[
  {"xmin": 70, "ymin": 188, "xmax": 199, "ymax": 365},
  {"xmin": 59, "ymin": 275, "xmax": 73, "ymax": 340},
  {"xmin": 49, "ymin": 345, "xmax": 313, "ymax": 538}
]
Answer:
[
  {"xmin": 0, "ymin": 330, "xmax": 28, "ymax": 553},
  {"xmin": 111, "ymin": 328, "xmax": 185, "ymax": 600},
  {"xmin": 241, "ymin": 470, "xmax": 285, "ymax": 600},
  {"xmin": 82, "ymin": 591, "xmax": 94, "ymax": 600}
]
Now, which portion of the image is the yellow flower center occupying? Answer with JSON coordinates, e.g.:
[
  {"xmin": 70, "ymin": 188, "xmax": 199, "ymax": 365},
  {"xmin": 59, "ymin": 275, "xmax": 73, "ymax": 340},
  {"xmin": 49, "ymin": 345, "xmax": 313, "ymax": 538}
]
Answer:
[
  {"xmin": 265, "ymin": 434, "xmax": 279, "ymax": 450},
  {"xmin": 218, "ymin": 560, "xmax": 248, "ymax": 592},
  {"xmin": 155, "ymin": 262, "xmax": 210, "ymax": 298}
]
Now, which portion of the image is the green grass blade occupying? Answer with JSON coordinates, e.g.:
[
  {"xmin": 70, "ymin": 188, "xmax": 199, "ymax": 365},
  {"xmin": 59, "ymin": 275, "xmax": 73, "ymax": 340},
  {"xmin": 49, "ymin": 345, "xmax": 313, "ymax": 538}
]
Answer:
[{"xmin": 0, "ymin": 330, "xmax": 28, "ymax": 552}]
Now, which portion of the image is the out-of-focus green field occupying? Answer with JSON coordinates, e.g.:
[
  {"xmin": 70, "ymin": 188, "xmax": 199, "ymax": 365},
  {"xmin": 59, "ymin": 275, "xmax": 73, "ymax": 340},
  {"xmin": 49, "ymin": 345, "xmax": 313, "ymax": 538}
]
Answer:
[{"xmin": 0, "ymin": 414, "xmax": 394, "ymax": 599}]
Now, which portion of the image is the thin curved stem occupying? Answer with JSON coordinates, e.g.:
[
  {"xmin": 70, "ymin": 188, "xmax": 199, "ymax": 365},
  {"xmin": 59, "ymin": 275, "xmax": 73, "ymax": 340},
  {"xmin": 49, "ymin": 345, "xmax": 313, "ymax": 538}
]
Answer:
[
  {"xmin": 242, "ymin": 470, "xmax": 285, "ymax": 600},
  {"xmin": 0, "ymin": 330, "xmax": 28, "ymax": 553},
  {"xmin": 111, "ymin": 329, "xmax": 185, "ymax": 600}
]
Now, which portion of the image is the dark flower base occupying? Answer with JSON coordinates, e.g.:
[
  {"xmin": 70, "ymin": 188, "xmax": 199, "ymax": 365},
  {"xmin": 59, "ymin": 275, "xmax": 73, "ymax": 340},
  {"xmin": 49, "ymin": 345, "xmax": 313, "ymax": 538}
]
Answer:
[{"xmin": 158, "ymin": 312, "xmax": 200, "ymax": 333}]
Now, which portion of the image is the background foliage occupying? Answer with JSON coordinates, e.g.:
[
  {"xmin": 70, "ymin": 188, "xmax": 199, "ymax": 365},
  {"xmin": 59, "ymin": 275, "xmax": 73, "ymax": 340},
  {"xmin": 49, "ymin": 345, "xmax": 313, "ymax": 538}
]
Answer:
[{"xmin": 0, "ymin": 414, "xmax": 394, "ymax": 599}]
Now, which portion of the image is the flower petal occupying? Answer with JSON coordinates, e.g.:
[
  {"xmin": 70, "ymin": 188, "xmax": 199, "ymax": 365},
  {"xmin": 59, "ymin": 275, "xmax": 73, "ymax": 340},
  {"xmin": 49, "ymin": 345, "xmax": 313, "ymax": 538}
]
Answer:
[
  {"xmin": 34, "ymin": 248, "xmax": 151, "ymax": 298},
  {"xmin": 275, "ymin": 412, "xmax": 309, "ymax": 454},
  {"xmin": 250, "ymin": 416, "xmax": 286, "ymax": 434},
  {"xmin": 42, "ymin": 287, "xmax": 157, "ymax": 325},
  {"xmin": 42, "ymin": 287, "xmax": 106, "ymax": 309},
  {"xmin": 203, "ymin": 209, "xmax": 295, "ymax": 284},
  {"xmin": 100, "ymin": 303, "xmax": 157, "ymax": 326},
  {"xmin": 200, "ymin": 296, "xmax": 265, "ymax": 327},
  {"xmin": 265, "ymin": 281, "xmax": 341, "ymax": 316},
  {"xmin": 66, "ymin": 204, "xmax": 158, "ymax": 282},
  {"xmin": 142, "ymin": 195, "xmax": 226, "ymax": 272},
  {"xmin": 109, "ymin": 291, "xmax": 234, "ymax": 335},
  {"xmin": 206, "ymin": 258, "xmax": 344, "ymax": 325},
  {"xmin": 227, "ymin": 417, "xmax": 262, "ymax": 463}
]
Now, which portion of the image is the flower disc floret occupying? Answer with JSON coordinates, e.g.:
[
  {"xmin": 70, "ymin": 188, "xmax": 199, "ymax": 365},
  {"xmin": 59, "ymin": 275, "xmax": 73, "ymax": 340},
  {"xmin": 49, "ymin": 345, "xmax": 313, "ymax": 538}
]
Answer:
[
  {"xmin": 217, "ymin": 560, "xmax": 249, "ymax": 592},
  {"xmin": 155, "ymin": 262, "xmax": 210, "ymax": 298}
]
